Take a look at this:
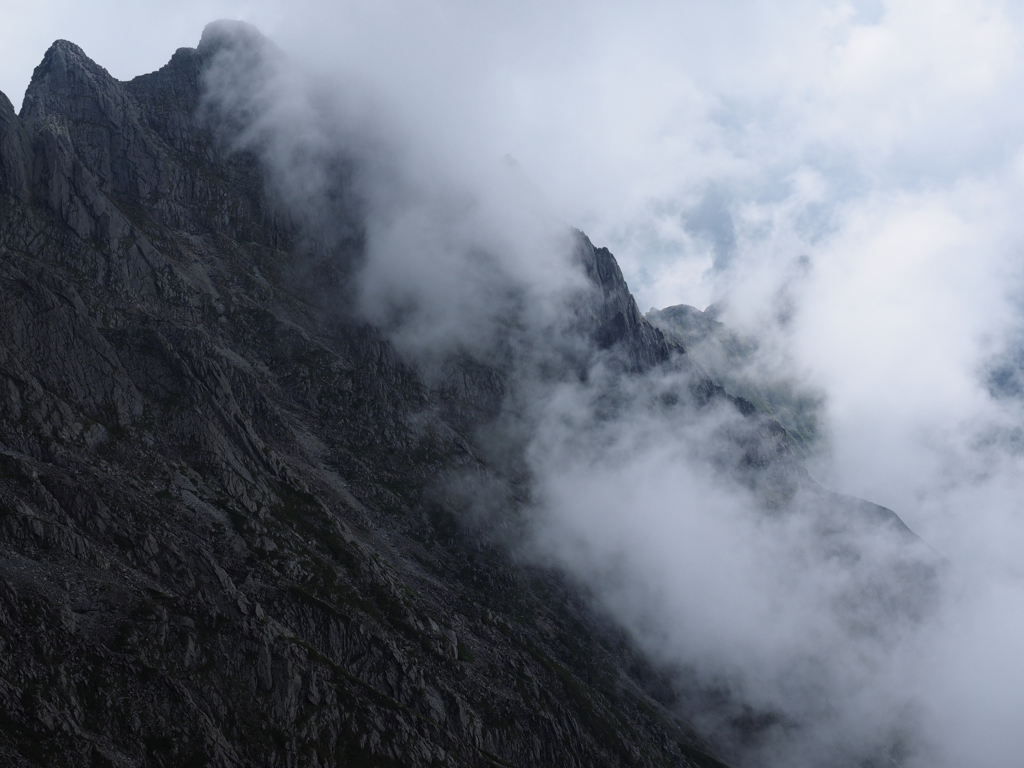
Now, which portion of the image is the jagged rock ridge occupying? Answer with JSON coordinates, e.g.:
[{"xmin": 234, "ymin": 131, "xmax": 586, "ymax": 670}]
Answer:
[{"xmin": 0, "ymin": 22, "xmax": 738, "ymax": 768}]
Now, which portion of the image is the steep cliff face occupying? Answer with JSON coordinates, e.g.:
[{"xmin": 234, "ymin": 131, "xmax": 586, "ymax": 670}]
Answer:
[
  {"xmin": 0, "ymin": 24, "xmax": 735, "ymax": 768},
  {"xmin": 574, "ymin": 236, "xmax": 674, "ymax": 372},
  {"xmin": 0, "ymin": 92, "xmax": 32, "ymax": 203}
]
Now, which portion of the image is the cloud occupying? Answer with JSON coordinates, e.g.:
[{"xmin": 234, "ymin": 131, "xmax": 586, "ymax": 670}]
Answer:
[{"xmin": 516, "ymin": 358, "xmax": 944, "ymax": 766}]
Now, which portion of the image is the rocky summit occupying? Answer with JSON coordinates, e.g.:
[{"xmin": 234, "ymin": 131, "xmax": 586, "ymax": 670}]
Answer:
[{"xmin": 0, "ymin": 21, "xmax": 931, "ymax": 768}]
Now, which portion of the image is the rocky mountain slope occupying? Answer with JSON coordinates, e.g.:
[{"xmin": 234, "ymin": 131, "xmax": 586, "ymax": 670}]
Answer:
[
  {"xmin": 0, "ymin": 22, "xmax": 745, "ymax": 768},
  {"xmin": 0, "ymin": 21, "xmax": 937, "ymax": 768}
]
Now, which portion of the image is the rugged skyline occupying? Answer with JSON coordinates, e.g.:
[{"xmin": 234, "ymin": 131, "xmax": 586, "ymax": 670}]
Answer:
[{"xmin": 5, "ymin": 1, "xmax": 1024, "ymax": 518}]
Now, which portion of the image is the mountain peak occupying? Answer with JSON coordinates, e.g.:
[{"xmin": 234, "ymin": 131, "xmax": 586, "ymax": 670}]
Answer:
[
  {"xmin": 37, "ymin": 38, "xmax": 91, "ymax": 68},
  {"xmin": 20, "ymin": 38, "xmax": 121, "ymax": 126}
]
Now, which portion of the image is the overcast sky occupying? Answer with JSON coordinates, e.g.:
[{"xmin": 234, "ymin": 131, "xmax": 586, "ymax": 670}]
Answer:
[{"xmin": 6, "ymin": 3, "xmax": 1024, "ymax": 763}]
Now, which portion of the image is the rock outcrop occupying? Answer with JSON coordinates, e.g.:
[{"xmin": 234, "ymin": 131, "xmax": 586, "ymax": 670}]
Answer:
[
  {"xmin": 0, "ymin": 92, "xmax": 32, "ymax": 202},
  {"xmin": 575, "ymin": 235, "xmax": 674, "ymax": 372}
]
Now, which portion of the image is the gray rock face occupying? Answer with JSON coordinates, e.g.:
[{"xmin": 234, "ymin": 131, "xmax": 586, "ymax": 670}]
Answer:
[
  {"xmin": 0, "ymin": 25, "xmax": 733, "ymax": 768},
  {"xmin": 0, "ymin": 92, "xmax": 32, "ymax": 202},
  {"xmin": 574, "ymin": 234, "xmax": 675, "ymax": 372}
]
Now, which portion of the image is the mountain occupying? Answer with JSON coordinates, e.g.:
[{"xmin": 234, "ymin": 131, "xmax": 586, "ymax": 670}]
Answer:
[
  {"xmin": 0, "ymin": 21, "xmax": 935, "ymax": 768},
  {"xmin": 647, "ymin": 303, "xmax": 822, "ymax": 454},
  {"xmin": 0, "ymin": 23, "xmax": 738, "ymax": 768}
]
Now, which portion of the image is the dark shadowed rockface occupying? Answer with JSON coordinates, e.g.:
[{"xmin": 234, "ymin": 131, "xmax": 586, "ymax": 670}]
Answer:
[{"xmin": 0, "ymin": 23, "xmax": 739, "ymax": 768}]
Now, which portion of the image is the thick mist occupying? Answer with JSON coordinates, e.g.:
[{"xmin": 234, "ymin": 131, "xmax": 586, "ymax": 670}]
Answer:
[{"xmin": 21, "ymin": 2, "xmax": 1024, "ymax": 765}]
